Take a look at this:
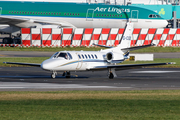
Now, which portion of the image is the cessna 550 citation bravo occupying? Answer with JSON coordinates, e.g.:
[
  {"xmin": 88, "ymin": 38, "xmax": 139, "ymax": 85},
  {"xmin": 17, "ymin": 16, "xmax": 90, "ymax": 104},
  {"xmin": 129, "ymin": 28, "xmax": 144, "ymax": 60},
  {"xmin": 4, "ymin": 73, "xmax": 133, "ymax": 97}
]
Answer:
[{"xmin": 3, "ymin": 22, "xmax": 174, "ymax": 79}]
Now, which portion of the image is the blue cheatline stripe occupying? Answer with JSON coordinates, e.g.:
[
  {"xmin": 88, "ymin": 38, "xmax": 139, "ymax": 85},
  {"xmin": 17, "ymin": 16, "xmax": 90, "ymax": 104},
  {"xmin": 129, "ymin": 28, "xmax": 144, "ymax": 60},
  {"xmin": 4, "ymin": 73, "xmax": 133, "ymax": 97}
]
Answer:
[{"xmin": 57, "ymin": 59, "xmax": 124, "ymax": 67}]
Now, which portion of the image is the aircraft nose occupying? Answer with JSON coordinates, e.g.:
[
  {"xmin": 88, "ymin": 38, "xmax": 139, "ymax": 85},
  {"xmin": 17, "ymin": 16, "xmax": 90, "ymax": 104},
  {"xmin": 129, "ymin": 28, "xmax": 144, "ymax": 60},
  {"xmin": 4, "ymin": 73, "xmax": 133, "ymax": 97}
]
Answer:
[
  {"xmin": 163, "ymin": 20, "xmax": 168, "ymax": 27},
  {"xmin": 41, "ymin": 59, "xmax": 52, "ymax": 70}
]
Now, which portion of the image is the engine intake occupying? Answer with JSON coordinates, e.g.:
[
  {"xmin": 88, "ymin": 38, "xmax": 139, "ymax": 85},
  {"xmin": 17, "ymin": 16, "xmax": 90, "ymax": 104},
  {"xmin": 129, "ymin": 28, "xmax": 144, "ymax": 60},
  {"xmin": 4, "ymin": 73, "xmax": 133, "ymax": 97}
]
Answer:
[{"xmin": 106, "ymin": 52, "xmax": 113, "ymax": 62}]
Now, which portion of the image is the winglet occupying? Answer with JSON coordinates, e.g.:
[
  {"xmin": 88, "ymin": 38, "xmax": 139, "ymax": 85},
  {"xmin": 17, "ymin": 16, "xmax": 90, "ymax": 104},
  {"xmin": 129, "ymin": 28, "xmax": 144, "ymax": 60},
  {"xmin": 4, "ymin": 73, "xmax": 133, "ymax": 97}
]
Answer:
[{"xmin": 167, "ymin": 62, "xmax": 176, "ymax": 65}]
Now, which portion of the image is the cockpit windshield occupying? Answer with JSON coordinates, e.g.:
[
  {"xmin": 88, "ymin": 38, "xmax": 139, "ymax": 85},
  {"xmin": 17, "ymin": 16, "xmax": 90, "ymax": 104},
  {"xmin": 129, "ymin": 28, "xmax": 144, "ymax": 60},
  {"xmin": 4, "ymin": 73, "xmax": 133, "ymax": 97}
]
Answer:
[
  {"xmin": 58, "ymin": 53, "xmax": 68, "ymax": 59},
  {"xmin": 52, "ymin": 52, "xmax": 72, "ymax": 60},
  {"xmin": 52, "ymin": 52, "xmax": 59, "ymax": 58}
]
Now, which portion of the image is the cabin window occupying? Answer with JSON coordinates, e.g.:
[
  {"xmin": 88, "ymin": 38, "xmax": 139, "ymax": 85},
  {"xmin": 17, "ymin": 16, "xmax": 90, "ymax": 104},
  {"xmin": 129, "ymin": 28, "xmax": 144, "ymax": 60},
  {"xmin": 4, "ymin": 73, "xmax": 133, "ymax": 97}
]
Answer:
[
  {"xmin": 107, "ymin": 15, "xmax": 109, "ymax": 16},
  {"xmin": 81, "ymin": 55, "xmax": 85, "ymax": 59},
  {"xmin": 88, "ymin": 54, "xmax": 91, "ymax": 59},
  {"xmin": 95, "ymin": 54, "xmax": 98, "ymax": 59},
  {"xmin": 78, "ymin": 55, "xmax": 81, "ymax": 59},
  {"xmin": 91, "ymin": 55, "xmax": 94, "ymax": 59},
  {"xmin": 85, "ymin": 54, "xmax": 88, "ymax": 59},
  {"xmin": 64, "ymin": 13, "xmax": 66, "ymax": 15}
]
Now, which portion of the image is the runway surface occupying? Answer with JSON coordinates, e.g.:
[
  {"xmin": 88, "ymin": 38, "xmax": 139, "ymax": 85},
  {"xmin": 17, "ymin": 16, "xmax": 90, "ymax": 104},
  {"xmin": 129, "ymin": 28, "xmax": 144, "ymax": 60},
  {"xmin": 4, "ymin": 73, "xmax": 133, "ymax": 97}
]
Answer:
[
  {"xmin": 1, "ymin": 51, "xmax": 180, "ymax": 58},
  {"xmin": 0, "ymin": 67, "xmax": 180, "ymax": 91}
]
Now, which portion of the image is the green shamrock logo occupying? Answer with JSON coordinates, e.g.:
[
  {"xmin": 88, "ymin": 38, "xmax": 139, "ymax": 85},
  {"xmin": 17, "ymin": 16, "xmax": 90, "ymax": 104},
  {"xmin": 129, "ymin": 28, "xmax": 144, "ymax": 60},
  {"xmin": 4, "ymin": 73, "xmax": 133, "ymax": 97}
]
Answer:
[{"xmin": 159, "ymin": 8, "xmax": 165, "ymax": 15}]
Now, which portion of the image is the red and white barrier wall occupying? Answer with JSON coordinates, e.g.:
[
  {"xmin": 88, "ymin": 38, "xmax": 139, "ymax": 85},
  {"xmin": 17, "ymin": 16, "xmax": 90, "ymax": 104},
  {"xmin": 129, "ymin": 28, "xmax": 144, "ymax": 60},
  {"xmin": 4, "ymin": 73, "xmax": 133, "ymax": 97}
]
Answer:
[{"xmin": 2, "ymin": 28, "xmax": 180, "ymax": 47}]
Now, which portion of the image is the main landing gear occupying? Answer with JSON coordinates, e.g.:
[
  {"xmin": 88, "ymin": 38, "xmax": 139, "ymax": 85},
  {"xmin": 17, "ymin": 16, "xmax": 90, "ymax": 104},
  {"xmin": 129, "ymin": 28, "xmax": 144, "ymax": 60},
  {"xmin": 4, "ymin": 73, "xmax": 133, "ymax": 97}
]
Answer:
[
  {"xmin": 108, "ymin": 68, "xmax": 117, "ymax": 79},
  {"xmin": 51, "ymin": 71, "xmax": 71, "ymax": 78},
  {"xmin": 62, "ymin": 71, "xmax": 71, "ymax": 78},
  {"xmin": 109, "ymin": 72, "xmax": 114, "ymax": 79}
]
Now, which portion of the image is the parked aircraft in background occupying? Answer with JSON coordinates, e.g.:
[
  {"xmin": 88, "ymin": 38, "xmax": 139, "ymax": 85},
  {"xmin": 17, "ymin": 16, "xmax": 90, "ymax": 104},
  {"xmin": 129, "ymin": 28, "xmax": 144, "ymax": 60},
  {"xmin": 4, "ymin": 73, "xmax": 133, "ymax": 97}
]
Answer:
[
  {"xmin": 0, "ymin": 0, "xmax": 168, "ymax": 37},
  {"xmin": 3, "ymin": 22, "xmax": 174, "ymax": 79}
]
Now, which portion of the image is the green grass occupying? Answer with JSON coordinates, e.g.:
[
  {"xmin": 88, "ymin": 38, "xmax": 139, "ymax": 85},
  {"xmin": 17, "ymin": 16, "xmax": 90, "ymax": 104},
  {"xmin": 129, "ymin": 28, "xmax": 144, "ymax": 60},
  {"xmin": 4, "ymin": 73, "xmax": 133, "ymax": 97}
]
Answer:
[
  {"xmin": 0, "ymin": 57, "xmax": 179, "ymax": 67},
  {"xmin": 0, "ymin": 46, "xmax": 103, "ymax": 52},
  {"xmin": 0, "ymin": 90, "xmax": 180, "ymax": 120},
  {"xmin": 1, "ymin": 46, "xmax": 180, "ymax": 52}
]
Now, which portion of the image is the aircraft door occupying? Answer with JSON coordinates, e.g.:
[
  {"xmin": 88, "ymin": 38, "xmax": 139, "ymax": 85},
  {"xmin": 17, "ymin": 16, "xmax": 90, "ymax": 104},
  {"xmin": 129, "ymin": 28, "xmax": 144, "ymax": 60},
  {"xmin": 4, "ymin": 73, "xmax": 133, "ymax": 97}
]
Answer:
[
  {"xmin": 86, "ymin": 9, "xmax": 94, "ymax": 21},
  {"xmin": 76, "ymin": 53, "xmax": 83, "ymax": 70},
  {"xmin": 130, "ymin": 10, "xmax": 139, "ymax": 22},
  {"xmin": 0, "ymin": 7, "xmax": 2, "ymax": 15}
]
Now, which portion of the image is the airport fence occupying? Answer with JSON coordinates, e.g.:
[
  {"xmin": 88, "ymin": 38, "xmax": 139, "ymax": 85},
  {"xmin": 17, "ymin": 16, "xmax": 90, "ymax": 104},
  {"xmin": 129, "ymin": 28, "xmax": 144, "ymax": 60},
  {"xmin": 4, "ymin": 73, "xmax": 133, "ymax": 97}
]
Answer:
[{"xmin": 1, "ymin": 27, "xmax": 180, "ymax": 47}]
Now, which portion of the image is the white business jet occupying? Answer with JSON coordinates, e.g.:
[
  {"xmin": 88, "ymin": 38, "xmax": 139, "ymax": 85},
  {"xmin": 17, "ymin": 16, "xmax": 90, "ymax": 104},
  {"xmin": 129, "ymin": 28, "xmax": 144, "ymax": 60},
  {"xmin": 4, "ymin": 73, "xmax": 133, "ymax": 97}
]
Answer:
[{"xmin": 3, "ymin": 22, "xmax": 174, "ymax": 79}]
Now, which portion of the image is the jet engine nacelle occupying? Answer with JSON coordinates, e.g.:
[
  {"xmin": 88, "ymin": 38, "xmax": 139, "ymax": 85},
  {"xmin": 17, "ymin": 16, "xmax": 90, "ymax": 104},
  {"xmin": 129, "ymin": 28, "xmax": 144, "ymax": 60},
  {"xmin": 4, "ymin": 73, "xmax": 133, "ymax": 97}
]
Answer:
[{"xmin": 105, "ymin": 52, "xmax": 124, "ymax": 63}]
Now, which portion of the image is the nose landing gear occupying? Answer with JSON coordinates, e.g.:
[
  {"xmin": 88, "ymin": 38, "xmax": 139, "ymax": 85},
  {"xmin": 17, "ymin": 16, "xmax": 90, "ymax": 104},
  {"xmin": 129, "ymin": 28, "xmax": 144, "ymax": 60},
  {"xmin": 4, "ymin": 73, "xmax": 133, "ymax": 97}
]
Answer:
[{"xmin": 51, "ymin": 71, "xmax": 57, "ymax": 79}]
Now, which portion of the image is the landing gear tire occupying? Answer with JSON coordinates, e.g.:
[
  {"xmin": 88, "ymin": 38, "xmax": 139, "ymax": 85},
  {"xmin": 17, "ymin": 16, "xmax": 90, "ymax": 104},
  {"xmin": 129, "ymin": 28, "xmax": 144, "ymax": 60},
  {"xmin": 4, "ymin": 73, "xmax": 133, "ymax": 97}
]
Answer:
[
  {"xmin": 51, "ymin": 72, "xmax": 57, "ymax": 79},
  {"xmin": 109, "ymin": 72, "xmax": 114, "ymax": 79},
  {"xmin": 66, "ymin": 71, "xmax": 71, "ymax": 78}
]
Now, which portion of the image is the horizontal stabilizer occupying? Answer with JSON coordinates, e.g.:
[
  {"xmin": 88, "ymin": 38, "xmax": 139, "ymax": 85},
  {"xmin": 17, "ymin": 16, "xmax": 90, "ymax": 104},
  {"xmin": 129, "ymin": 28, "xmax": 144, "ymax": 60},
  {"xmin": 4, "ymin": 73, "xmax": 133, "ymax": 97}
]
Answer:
[
  {"xmin": 121, "ymin": 43, "xmax": 155, "ymax": 52},
  {"xmin": 3, "ymin": 62, "xmax": 41, "ymax": 67},
  {"xmin": 93, "ymin": 43, "xmax": 113, "ymax": 48},
  {"xmin": 87, "ymin": 62, "xmax": 175, "ymax": 71}
]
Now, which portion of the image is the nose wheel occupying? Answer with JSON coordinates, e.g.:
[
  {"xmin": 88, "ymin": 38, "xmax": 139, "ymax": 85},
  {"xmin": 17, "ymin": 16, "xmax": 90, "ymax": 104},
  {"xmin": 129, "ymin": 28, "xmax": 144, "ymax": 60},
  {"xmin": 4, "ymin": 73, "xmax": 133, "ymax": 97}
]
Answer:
[{"xmin": 51, "ymin": 71, "xmax": 57, "ymax": 79}]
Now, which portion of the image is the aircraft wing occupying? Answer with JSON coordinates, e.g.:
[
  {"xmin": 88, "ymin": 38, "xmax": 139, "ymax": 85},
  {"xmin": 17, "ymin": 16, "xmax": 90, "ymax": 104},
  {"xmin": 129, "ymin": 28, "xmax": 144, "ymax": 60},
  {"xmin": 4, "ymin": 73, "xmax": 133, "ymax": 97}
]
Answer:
[
  {"xmin": 93, "ymin": 43, "xmax": 113, "ymax": 48},
  {"xmin": 121, "ymin": 44, "xmax": 155, "ymax": 52},
  {"xmin": 0, "ymin": 16, "xmax": 75, "ymax": 28},
  {"xmin": 87, "ymin": 62, "xmax": 175, "ymax": 71},
  {"xmin": 3, "ymin": 62, "xmax": 41, "ymax": 67}
]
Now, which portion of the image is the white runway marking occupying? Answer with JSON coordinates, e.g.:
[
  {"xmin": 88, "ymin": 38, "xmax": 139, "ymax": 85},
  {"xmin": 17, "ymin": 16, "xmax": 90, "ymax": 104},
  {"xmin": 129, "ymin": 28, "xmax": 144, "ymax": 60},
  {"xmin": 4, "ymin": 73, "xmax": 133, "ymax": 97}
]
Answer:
[
  {"xmin": 130, "ymin": 71, "xmax": 180, "ymax": 73},
  {"xmin": 0, "ymin": 82, "xmax": 132, "ymax": 89},
  {"xmin": 0, "ymin": 87, "xmax": 25, "ymax": 89}
]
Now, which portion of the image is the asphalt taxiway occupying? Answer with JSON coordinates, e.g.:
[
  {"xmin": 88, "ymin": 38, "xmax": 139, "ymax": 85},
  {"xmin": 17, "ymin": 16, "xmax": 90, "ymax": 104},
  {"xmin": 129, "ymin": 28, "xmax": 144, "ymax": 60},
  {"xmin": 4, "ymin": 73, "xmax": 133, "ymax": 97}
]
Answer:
[
  {"xmin": 1, "ymin": 51, "xmax": 180, "ymax": 58},
  {"xmin": 0, "ymin": 67, "xmax": 180, "ymax": 91}
]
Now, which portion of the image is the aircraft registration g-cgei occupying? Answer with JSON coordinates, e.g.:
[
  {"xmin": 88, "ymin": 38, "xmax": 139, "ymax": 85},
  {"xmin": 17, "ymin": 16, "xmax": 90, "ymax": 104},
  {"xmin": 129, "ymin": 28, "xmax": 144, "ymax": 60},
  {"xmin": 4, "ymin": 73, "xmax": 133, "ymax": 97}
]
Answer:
[{"xmin": 3, "ymin": 22, "xmax": 175, "ymax": 79}]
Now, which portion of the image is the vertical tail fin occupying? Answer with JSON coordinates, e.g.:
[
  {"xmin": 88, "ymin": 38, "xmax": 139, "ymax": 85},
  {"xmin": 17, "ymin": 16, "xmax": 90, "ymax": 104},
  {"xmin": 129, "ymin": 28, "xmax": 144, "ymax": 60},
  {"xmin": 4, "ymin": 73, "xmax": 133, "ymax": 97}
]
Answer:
[{"xmin": 117, "ymin": 22, "xmax": 133, "ymax": 49}]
